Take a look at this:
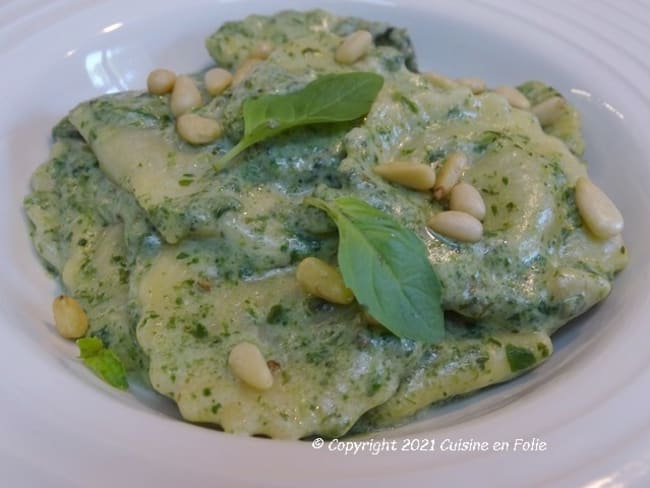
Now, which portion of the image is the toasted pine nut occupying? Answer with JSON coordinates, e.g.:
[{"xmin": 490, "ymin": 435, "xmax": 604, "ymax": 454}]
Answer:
[
  {"xmin": 373, "ymin": 161, "xmax": 436, "ymax": 191},
  {"xmin": 456, "ymin": 77, "xmax": 486, "ymax": 94},
  {"xmin": 176, "ymin": 114, "xmax": 222, "ymax": 145},
  {"xmin": 170, "ymin": 75, "xmax": 202, "ymax": 117},
  {"xmin": 204, "ymin": 68, "xmax": 232, "ymax": 96},
  {"xmin": 422, "ymin": 71, "xmax": 458, "ymax": 90},
  {"xmin": 433, "ymin": 152, "xmax": 467, "ymax": 200},
  {"xmin": 147, "ymin": 69, "xmax": 176, "ymax": 95},
  {"xmin": 52, "ymin": 295, "xmax": 89, "ymax": 339},
  {"xmin": 232, "ymin": 58, "xmax": 262, "ymax": 85},
  {"xmin": 548, "ymin": 267, "xmax": 610, "ymax": 303},
  {"xmin": 531, "ymin": 96, "xmax": 566, "ymax": 126},
  {"xmin": 575, "ymin": 177, "xmax": 623, "ymax": 239},
  {"xmin": 250, "ymin": 41, "xmax": 273, "ymax": 60},
  {"xmin": 428, "ymin": 211, "xmax": 483, "ymax": 242},
  {"xmin": 449, "ymin": 182, "xmax": 486, "ymax": 220},
  {"xmin": 335, "ymin": 30, "xmax": 373, "ymax": 65},
  {"xmin": 228, "ymin": 342, "xmax": 273, "ymax": 390},
  {"xmin": 296, "ymin": 257, "xmax": 354, "ymax": 305},
  {"xmin": 493, "ymin": 85, "xmax": 531, "ymax": 109}
]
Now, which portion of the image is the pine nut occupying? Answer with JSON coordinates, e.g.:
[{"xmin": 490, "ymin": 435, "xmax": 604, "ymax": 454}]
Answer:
[
  {"xmin": 232, "ymin": 58, "xmax": 262, "ymax": 85},
  {"xmin": 228, "ymin": 342, "xmax": 273, "ymax": 390},
  {"xmin": 176, "ymin": 114, "xmax": 222, "ymax": 145},
  {"xmin": 449, "ymin": 182, "xmax": 486, "ymax": 220},
  {"xmin": 335, "ymin": 30, "xmax": 373, "ymax": 65},
  {"xmin": 204, "ymin": 68, "xmax": 232, "ymax": 96},
  {"xmin": 250, "ymin": 41, "xmax": 273, "ymax": 60},
  {"xmin": 422, "ymin": 71, "xmax": 458, "ymax": 90},
  {"xmin": 147, "ymin": 68, "xmax": 176, "ymax": 95},
  {"xmin": 456, "ymin": 77, "xmax": 486, "ymax": 94},
  {"xmin": 531, "ymin": 96, "xmax": 566, "ymax": 126},
  {"xmin": 433, "ymin": 152, "xmax": 467, "ymax": 200},
  {"xmin": 427, "ymin": 211, "xmax": 483, "ymax": 242},
  {"xmin": 296, "ymin": 257, "xmax": 354, "ymax": 305},
  {"xmin": 170, "ymin": 75, "xmax": 202, "ymax": 117},
  {"xmin": 492, "ymin": 85, "xmax": 530, "ymax": 109},
  {"xmin": 575, "ymin": 177, "xmax": 623, "ymax": 239},
  {"xmin": 373, "ymin": 161, "xmax": 436, "ymax": 190},
  {"xmin": 52, "ymin": 295, "xmax": 89, "ymax": 339}
]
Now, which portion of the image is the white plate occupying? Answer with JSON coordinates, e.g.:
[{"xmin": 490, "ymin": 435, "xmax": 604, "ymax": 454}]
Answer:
[{"xmin": 2, "ymin": 0, "xmax": 650, "ymax": 486}]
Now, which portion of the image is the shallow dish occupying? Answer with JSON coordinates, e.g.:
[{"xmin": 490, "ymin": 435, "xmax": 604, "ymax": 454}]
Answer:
[{"xmin": 1, "ymin": 0, "xmax": 650, "ymax": 486}]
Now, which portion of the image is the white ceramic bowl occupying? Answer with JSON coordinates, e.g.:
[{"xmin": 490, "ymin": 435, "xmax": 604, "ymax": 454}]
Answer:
[{"xmin": 2, "ymin": 1, "xmax": 649, "ymax": 486}]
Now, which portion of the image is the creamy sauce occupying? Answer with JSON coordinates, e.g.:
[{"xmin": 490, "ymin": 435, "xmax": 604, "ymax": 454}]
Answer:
[{"xmin": 24, "ymin": 9, "xmax": 627, "ymax": 438}]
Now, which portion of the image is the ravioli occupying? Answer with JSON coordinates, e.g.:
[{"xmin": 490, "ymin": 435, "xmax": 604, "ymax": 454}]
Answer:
[{"xmin": 24, "ymin": 9, "xmax": 627, "ymax": 439}]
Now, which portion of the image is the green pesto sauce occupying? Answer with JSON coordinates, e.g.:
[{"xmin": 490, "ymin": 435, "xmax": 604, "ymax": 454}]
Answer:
[{"xmin": 24, "ymin": 9, "xmax": 627, "ymax": 439}]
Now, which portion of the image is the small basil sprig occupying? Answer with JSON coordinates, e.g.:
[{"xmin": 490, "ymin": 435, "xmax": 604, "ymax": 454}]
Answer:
[
  {"xmin": 305, "ymin": 197, "xmax": 444, "ymax": 344},
  {"xmin": 77, "ymin": 337, "xmax": 128, "ymax": 390},
  {"xmin": 217, "ymin": 72, "xmax": 384, "ymax": 168}
]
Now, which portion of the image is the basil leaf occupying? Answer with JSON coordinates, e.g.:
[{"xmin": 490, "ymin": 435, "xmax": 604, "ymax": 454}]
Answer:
[
  {"xmin": 217, "ymin": 72, "xmax": 384, "ymax": 167},
  {"xmin": 306, "ymin": 197, "xmax": 444, "ymax": 343},
  {"xmin": 77, "ymin": 337, "xmax": 128, "ymax": 390}
]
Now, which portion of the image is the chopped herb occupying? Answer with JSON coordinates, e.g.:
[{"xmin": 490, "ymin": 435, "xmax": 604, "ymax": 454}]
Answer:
[
  {"xmin": 76, "ymin": 337, "xmax": 128, "ymax": 390},
  {"xmin": 367, "ymin": 380, "xmax": 383, "ymax": 396},
  {"xmin": 537, "ymin": 342, "xmax": 550, "ymax": 358},
  {"xmin": 505, "ymin": 344, "xmax": 537, "ymax": 372},
  {"xmin": 266, "ymin": 304, "xmax": 288, "ymax": 325},
  {"xmin": 476, "ymin": 354, "xmax": 489, "ymax": 371},
  {"xmin": 392, "ymin": 91, "xmax": 419, "ymax": 113},
  {"xmin": 305, "ymin": 348, "xmax": 328, "ymax": 365},
  {"xmin": 190, "ymin": 322, "xmax": 208, "ymax": 339}
]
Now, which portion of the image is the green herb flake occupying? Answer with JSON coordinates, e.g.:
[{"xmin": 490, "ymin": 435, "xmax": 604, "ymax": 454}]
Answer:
[
  {"xmin": 190, "ymin": 322, "xmax": 208, "ymax": 339},
  {"xmin": 505, "ymin": 344, "xmax": 537, "ymax": 372},
  {"xmin": 76, "ymin": 337, "xmax": 128, "ymax": 390},
  {"xmin": 217, "ymin": 72, "xmax": 384, "ymax": 168},
  {"xmin": 537, "ymin": 342, "xmax": 550, "ymax": 358},
  {"xmin": 305, "ymin": 197, "xmax": 444, "ymax": 344},
  {"xmin": 367, "ymin": 380, "xmax": 383, "ymax": 396},
  {"xmin": 487, "ymin": 337, "xmax": 502, "ymax": 347},
  {"xmin": 392, "ymin": 91, "xmax": 419, "ymax": 113},
  {"xmin": 266, "ymin": 303, "xmax": 288, "ymax": 325}
]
